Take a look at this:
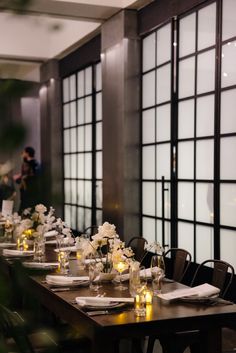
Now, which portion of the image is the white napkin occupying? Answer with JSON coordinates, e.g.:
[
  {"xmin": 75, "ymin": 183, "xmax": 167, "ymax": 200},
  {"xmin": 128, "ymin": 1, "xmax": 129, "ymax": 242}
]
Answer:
[
  {"xmin": 84, "ymin": 257, "xmax": 107, "ymax": 264},
  {"xmin": 46, "ymin": 275, "xmax": 89, "ymax": 286},
  {"xmin": 44, "ymin": 230, "xmax": 58, "ymax": 238},
  {"xmin": 0, "ymin": 243, "xmax": 17, "ymax": 248},
  {"xmin": 158, "ymin": 283, "xmax": 220, "ymax": 301},
  {"xmin": 54, "ymin": 246, "xmax": 76, "ymax": 253},
  {"xmin": 23, "ymin": 262, "xmax": 59, "ymax": 269},
  {"xmin": 113, "ymin": 267, "xmax": 156, "ymax": 283},
  {"xmin": 2, "ymin": 249, "xmax": 34, "ymax": 257},
  {"xmin": 75, "ymin": 296, "xmax": 134, "ymax": 307}
]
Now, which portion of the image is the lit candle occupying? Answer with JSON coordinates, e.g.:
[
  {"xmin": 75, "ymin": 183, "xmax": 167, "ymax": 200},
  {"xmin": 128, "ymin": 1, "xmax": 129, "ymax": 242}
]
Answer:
[
  {"xmin": 23, "ymin": 238, "xmax": 28, "ymax": 251},
  {"xmin": 145, "ymin": 290, "xmax": 153, "ymax": 304}
]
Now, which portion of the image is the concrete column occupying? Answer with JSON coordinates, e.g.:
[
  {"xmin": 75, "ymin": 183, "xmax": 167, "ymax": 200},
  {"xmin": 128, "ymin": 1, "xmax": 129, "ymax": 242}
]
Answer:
[{"xmin": 101, "ymin": 10, "xmax": 140, "ymax": 241}]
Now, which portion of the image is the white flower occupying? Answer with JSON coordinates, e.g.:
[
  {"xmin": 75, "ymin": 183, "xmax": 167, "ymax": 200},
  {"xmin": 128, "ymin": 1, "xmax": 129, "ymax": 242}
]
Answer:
[
  {"xmin": 97, "ymin": 222, "xmax": 117, "ymax": 239},
  {"xmin": 35, "ymin": 204, "xmax": 47, "ymax": 214}
]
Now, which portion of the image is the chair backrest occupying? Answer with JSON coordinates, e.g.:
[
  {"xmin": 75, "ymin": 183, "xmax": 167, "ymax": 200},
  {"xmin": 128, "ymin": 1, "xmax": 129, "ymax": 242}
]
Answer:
[
  {"xmin": 190, "ymin": 259, "xmax": 235, "ymax": 298},
  {"xmin": 164, "ymin": 248, "xmax": 192, "ymax": 283},
  {"xmin": 127, "ymin": 237, "xmax": 148, "ymax": 263},
  {"xmin": 0, "ymin": 304, "xmax": 35, "ymax": 353},
  {"xmin": 83, "ymin": 226, "xmax": 98, "ymax": 239}
]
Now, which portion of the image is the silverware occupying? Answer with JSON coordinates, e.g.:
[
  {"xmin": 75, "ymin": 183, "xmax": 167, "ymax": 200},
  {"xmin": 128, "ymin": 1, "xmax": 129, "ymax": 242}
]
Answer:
[{"xmin": 87, "ymin": 308, "xmax": 133, "ymax": 316}]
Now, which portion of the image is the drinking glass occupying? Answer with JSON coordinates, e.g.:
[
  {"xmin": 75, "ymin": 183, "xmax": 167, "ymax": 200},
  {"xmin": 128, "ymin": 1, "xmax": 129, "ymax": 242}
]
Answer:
[
  {"xmin": 58, "ymin": 238, "xmax": 71, "ymax": 274},
  {"xmin": 113, "ymin": 260, "xmax": 129, "ymax": 291},
  {"xmin": 151, "ymin": 254, "xmax": 165, "ymax": 295},
  {"xmin": 89, "ymin": 262, "xmax": 101, "ymax": 291}
]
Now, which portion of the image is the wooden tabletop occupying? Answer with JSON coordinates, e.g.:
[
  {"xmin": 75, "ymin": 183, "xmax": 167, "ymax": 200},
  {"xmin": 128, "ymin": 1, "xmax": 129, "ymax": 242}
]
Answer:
[{"xmin": 2, "ymin": 245, "xmax": 236, "ymax": 353}]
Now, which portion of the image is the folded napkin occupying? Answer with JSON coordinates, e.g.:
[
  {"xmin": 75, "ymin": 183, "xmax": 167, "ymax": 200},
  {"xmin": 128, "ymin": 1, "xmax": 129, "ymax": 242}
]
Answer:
[
  {"xmin": 113, "ymin": 267, "xmax": 156, "ymax": 283},
  {"xmin": 0, "ymin": 242, "xmax": 16, "ymax": 248},
  {"xmin": 44, "ymin": 230, "xmax": 58, "ymax": 238},
  {"xmin": 23, "ymin": 262, "xmax": 59, "ymax": 269},
  {"xmin": 84, "ymin": 257, "xmax": 107, "ymax": 264},
  {"xmin": 54, "ymin": 246, "xmax": 76, "ymax": 253},
  {"xmin": 75, "ymin": 296, "xmax": 134, "ymax": 307},
  {"xmin": 158, "ymin": 283, "xmax": 220, "ymax": 301},
  {"xmin": 46, "ymin": 275, "xmax": 89, "ymax": 286},
  {"xmin": 2, "ymin": 249, "xmax": 34, "ymax": 257}
]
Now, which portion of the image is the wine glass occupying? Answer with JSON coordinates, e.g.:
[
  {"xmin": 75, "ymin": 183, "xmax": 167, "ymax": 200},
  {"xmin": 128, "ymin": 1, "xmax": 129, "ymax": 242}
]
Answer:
[
  {"xmin": 89, "ymin": 262, "xmax": 101, "ymax": 292},
  {"xmin": 151, "ymin": 254, "xmax": 165, "ymax": 295},
  {"xmin": 58, "ymin": 237, "xmax": 72, "ymax": 274},
  {"xmin": 113, "ymin": 260, "xmax": 129, "ymax": 291}
]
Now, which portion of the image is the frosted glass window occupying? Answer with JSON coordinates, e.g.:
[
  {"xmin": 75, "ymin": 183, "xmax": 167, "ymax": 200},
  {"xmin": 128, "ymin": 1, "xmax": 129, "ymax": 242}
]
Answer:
[
  {"xmin": 85, "ymin": 153, "xmax": 92, "ymax": 179},
  {"xmin": 220, "ymin": 229, "xmax": 236, "ymax": 269},
  {"xmin": 96, "ymin": 181, "xmax": 102, "ymax": 208},
  {"xmin": 70, "ymin": 128, "xmax": 77, "ymax": 153},
  {"xmin": 96, "ymin": 63, "xmax": 102, "ymax": 91},
  {"xmin": 96, "ymin": 93, "xmax": 102, "ymax": 121},
  {"xmin": 156, "ymin": 144, "xmax": 170, "ymax": 180},
  {"xmin": 77, "ymin": 181, "xmax": 84, "ymax": 206},
  {"xmin": 221, "ymin": 89, "xmax": 236, "ymax": 134},
  {"xmin": 142, "ymin": 182, "xmax": 155, "ymax": 216},
  {"xmin": 178, "ymin": 99, "xmax": 194, "ymax": 139},
  {"xmin": 77, "ymin": 126, "xmax": 84, "ymax": 152},
  {"xmin": 77, "ymin": 71, "xmax": 84, "ymax": 98},
  {"xmin": 69, "ymin": 75, "xmax": 76, "ymax": 100},
  {"xmin": 178, "ymin": 141, "xmax": 194, "ymax": 179},
  {"xmin": 142, "ymin": 217, "xmax": 156, "ymax": 243},
  {"xmin": 142, "ymin": 109, "xmax": 155, "ymax": 144},
  {"xmin": 63, "ymin": 78, "xmax": 69, "ymax": 103},
  {"xmin": 143, "ymin": 33, "xmax": 156, "ymax": 72},
  {"xmin": 179, "ymin": 57, "xmax": 195, "ymax": 98},
  {"xmin": 142, "ymin": 71, "xmax": 155, "ymax": 108},
  {"xmin": 142, "ymin": 146, "xmax": 155, "ymax": 180},
  {"xmin": 63, "ymin": 130, "xmax": 70, "ymax": 153},
  {"xmin": 220, "ymin": 183, "xmax": 236, "ymax": 227},
  {"xmin": 156, "ymin": 182, "xmax": 171, "ymax": 219},
  {"xmin": 71, "ymin": 154, "xmax": 77, "ymax": 179},
  {"xmin": 96, "ymin": 122, "xmax": 102, "ymax": 150},
  {"xmin": 63, "ymin": 104, "xmax": 70, "ymax": 128},
  {"xmin": 196, "ymin": 183, "xmax": 214, "ymax": 223},
  {"xmin": 156, "ymin": 23, "xmax": 171, "ymax": 65},
  {"xmin": 156, "ymin": 64, "xmax": 171, "ymax": 104},
  {"xmin": 64, "ymin": 205, "xmax": 71, "ymax": 227},
  {"xmin": 77, "ymin": 154, "xmax": 84, "ymax": 179},
  {"xmin": 179, "ymin": 13, "xmax": 196, "ymax": 58},
  {"xmin": 178, "ymin": 222, "xmax": 194, "ymax": 256},
  {"xmin": 196, "ymin": 226, "xmax": 214, "ymax": 263},
  {"xmin": 77, "ymin": 207, "xmax": 84, "ymax": 230},
  {"xmin": 64, "ymin": 180, "xmax": 71, "ymax": 203},
  {"xmin": 77, "ymin": 99, "xmax": 84, "ymax": 125},
  {"xmin": 196, "ymin": 140, "xmax": 214, "ymax": 180},
  {"xmin": 84, "ymin": 181, "xmax": 92, "ymax": 207},
  {"xmin": 64, "ymin": 155, "xmax": 70, "ymax": 178},
  {"xmin": 156, "ymin": 104, "xmax": 171, "ymax": 142},
  {"xmin": 70, "ymin": 102, "xmax": 76, "ymax": 126},
  {"xmin": 197, "ymin": 50, "xmax": 215, "ymax": 94},
  {"xmin": 85, "ymin": 125, "xmax": 92, "ymax": 151},
  {"xmin": 96, "ymin": 210, "xmax": 103, "ymax": 226},
  {"xmin": 71, "ymin": 180, "xmax": 77, "ymax": 204},
  {"xmin": 84, "ymin": 209, "xmax": 92, "ymax": 229},
  {"xmin": 96, "ymin": 151, "xmax": 102, "ymax": 179},
  {"xmin": 85, "ymin": 96, "xmax": 92, "ymax": 123},
  {"xmin": 221, "ymin": 41, "xmax": 236, "ymax": 88},
  {"xmin": 196, "ymin": 95, "xmax": 214, "ymax": 137},
  {"xmin": 85, "ymin": 67, "xmax": 92, "ymax": 95},
  {"xmin": 178, "ymin": 182, "xmax": 194, "ymax": 220},
  {"xmin": 222, "ymin": 0, "xmax": 236, "ymax": 41},
  {"xmin": 156, "ymin": 220, "xmax": 163, "ymax": 245},
  {"xmin": 198, "ymin": 3, "xmax": 216, "ymax": 50},
  {"xmin": 220, "ymin": 137, "xmax": 236, "ymax": 179},
  {"xmin": 71, "ymin": 206, "xmax": 77, "ymax": 230}
]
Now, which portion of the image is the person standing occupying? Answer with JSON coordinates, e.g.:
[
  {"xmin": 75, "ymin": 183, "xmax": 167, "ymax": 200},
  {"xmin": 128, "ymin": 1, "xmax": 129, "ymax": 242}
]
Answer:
[{"xmin": 14, "ymin": 146, "xmax": 41, "ymax": 213}]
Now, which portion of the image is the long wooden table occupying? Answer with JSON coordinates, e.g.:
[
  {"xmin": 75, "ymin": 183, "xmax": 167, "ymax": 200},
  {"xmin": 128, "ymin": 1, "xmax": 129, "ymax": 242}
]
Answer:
[{"xmin": 2, "ymin": 247, "xmax": 236, "ymax": 353}]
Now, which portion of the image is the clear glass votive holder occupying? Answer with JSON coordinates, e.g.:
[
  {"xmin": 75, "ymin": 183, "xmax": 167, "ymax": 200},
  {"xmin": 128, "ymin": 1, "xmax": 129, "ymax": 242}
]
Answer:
[
  {"xmin": 34, "ymin": 239, "xmax": 45, "ymax": 262},
  {"xmin": 58, "ymin": 250, "xmax": 70, "ymax": 274},
  {"xmin": 134, "ymin": 288, "xmax": 146, "ymax": 317},
  {"xmin": 152, "ymin": 277, "xmax": 163, "ymax": 296}
]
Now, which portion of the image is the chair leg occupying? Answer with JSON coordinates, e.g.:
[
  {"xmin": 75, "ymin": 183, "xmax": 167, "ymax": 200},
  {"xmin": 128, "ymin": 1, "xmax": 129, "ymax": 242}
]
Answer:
[{"xmin": 146, "ymin": 336, "xmax": 156, "ymax": 353}]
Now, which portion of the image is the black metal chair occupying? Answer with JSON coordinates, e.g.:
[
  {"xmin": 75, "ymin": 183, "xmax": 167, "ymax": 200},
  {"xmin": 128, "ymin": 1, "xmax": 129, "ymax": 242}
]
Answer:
[
  {"xmin": 82, "ymin": 225, "xmax": 98, "ymax": 239},
  {"xmin": 127, "ymin": 236, "xmax": 148, "ymax": 263},
  {"xmin": 146, "ymin": 258, "xmax": 235, "ymax": 353},
  {"xmin": 164, "ymin": 248, "xmax": 192, "ymax": 283}
]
